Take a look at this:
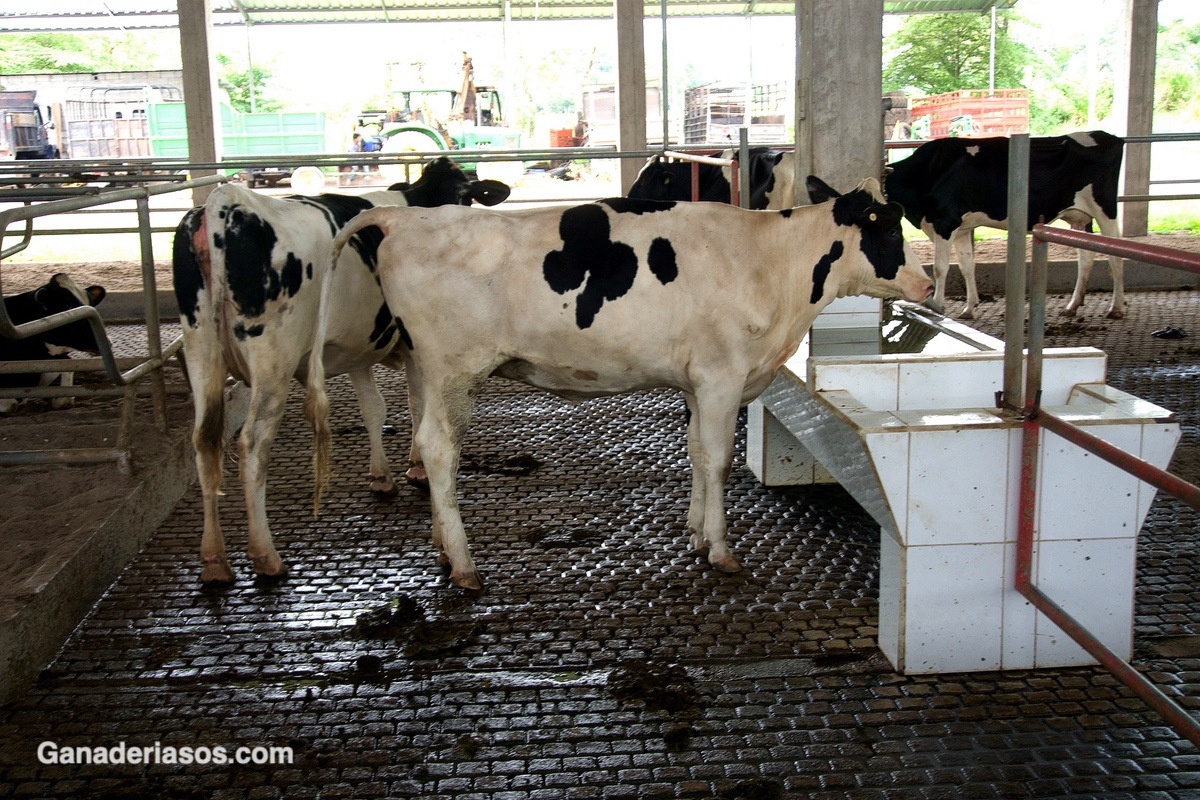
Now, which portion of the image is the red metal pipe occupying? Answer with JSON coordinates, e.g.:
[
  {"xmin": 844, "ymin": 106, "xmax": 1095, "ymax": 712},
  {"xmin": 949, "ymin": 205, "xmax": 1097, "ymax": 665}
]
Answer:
[
  {"xmin": 689, "ymin": 160, "xmax": 700, "ymax": 203},
  {"xmin": 1016, "ymin": 411, "xmax": 1200, "ymax": 749},
  {"xmin": 730, "ymin": 159, "xmax": 739, "ymax": 207},
  {"xmin": 1037, "ymin": 411, "xmax": 1200, "ymax": 513},
  {"xmin": 1033, "ymin": 223, "xmax": 1200, "ymax": 275}
]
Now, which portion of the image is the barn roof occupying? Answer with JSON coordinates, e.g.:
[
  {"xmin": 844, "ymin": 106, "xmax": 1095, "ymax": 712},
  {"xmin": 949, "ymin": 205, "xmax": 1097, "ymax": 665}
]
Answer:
[{"xmin": 2, "ymin": 0, "xmax": 1019, "ymax": 32}]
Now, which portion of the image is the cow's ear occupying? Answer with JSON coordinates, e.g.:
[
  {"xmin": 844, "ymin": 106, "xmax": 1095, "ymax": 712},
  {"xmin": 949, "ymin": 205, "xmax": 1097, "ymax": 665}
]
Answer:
[
  {"xmin": 469, "ymin": 179, "xmax": 511, "ymax": 206},
  {"xmin": 805, "ymin": 175, "xmax": 840, "ymax": 204},
  {"xmin": 386, "ymin": 181, "xmax": 412, "ymax": 192},
  {"xmin": 86, "ymin": 285, "xmax": 106, "ymax": 306}
]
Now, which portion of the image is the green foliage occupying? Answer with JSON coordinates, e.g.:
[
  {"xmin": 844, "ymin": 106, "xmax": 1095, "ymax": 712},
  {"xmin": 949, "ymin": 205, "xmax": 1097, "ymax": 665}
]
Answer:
[
  {"xmin": 0, "ymin": 32, "xmax": 169, "ymax": 77},
  {"xmin": 1155, "ymin": 21, "xmax": 1200, "ymax": 115},
  {"xmin": 216, "ymin": 53, "xmax": 281, "ymax": 113},
  {"xmin": 884, "ymin": 12, "xmax": 1029, "ymax": 95}
]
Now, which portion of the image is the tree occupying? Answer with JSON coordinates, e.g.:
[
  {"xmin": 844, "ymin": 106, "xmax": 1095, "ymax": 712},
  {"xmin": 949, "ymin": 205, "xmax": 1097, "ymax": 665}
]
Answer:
[
  {"xmin": 216, "ymin": 53, "xmax": 281, "ymax": 114},
  {"xmin": 1155, "ymin": 20, "xmax": 1200, "ymax": 116},
  {"xmin": 883, "ymin": 12, "xmax": 1029, "ymax": 95},
  {"xmin": 0, "ymin": 31, "xmax": 176, "ymax": 78}
]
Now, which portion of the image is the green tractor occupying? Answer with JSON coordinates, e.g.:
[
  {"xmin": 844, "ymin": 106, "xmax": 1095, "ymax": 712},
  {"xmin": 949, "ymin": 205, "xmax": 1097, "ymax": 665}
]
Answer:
[{"xmin": 365, "ymin": 54, "xmax": 522, "ymax": 183}]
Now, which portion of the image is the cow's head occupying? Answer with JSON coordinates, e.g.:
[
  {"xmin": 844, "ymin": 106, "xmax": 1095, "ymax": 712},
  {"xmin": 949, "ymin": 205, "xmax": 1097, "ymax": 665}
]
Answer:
[
  {"xmin": 388, "ymin": 156, "xmax": 511, "ymax": 208},
  {"xmin": 31, "ymin": 273, "xmax": 106, "ymax": 354},
  {"xmin": 628, "ymin": 156, "xmax": 730, "ymax": 204},
  {"xmin": 805, "ymin": 175, "xmax": 932, "ymax": 304}
]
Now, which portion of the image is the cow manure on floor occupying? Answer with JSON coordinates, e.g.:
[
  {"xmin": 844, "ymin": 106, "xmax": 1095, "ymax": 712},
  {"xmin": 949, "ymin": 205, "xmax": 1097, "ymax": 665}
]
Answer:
[
  {"xmin": 607, "ymin": 658, "xmax": 701, "ymax": 714},
  {"xmin": 353, "ymin": 594, "xmax": 479, "ymax": 659},
  {"xmin": 721, "ymin": 777, "xmax": 785, "ymax": 800},
  {"xmin": 524, "ymin": 526, "xmax": 606, "ymax": 548},
  {"xmin": 459, "ymin": 453, "xmax": 544, "ymax": 476},
  {"xmin": 355, "ymin": 595, "xmax": 424, "ymax": 638}
]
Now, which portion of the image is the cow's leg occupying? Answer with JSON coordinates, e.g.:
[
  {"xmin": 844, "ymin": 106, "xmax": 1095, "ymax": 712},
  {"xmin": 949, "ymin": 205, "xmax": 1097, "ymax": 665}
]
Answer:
[
  {"xmin": 929, "ymin": 235, "xmax": 952, "ymax": 313},
  {"xmin": 238, "ymin": 383, "xmax": 290, "ymax": 578},
  {"xmin": 414, "ymin": 371, "xmax": 484, "ymax": 589},
  {"xmin": 683, "ymin": 393, "xmax": 707, "ymax": 537},
  {"xmin": 48, "ymin": 370, "xmax": 75, "ymax": 410},
  {"xmin": 402, "ymin": 350, "xmax": 428, "ymax": 489},
  {"xmin": 686, "ymin": 385, "xmax": 742, "ymax": 574},
  {"xmin": 952, "ymin": 229, "xmax": 979, "ymax": 320},
  {"xmin": 1094, "ymin": 215, "xmax": 1125, "ymax": 319},
  {"xmin": 1075, "ymin": 215, "xmax": 1128, "ymax": 321},
  {"xmin": 187, "ymin": 348, "xmax": 233, "ymax": 583},
  {"xmin": 347, "ymin": 367, "xmax": 398, "ymax": 496}
]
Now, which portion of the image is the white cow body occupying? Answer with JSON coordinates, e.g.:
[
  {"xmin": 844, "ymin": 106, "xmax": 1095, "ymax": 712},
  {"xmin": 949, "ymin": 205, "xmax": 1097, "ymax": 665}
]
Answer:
[
  {"xmin": 308, "ymin": 179, "xmax": 933, "ymax": 589},
  {"xmin": 173, "ymin": 158, "xmax": 508, "ymax": 582}
]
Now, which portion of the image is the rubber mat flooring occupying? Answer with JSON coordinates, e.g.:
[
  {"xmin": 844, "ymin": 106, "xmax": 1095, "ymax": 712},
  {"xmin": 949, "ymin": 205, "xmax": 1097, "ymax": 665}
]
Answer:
[{"xmin": 1, "ymin": 289, "xmax": 1199, "ymax": 799}]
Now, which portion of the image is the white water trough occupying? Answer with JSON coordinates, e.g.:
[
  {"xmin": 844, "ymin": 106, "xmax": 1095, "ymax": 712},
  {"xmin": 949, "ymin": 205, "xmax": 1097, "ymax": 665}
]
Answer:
[{"xmin": 749, "ymin": 296, "xmax": 1180, "ymax": 674}]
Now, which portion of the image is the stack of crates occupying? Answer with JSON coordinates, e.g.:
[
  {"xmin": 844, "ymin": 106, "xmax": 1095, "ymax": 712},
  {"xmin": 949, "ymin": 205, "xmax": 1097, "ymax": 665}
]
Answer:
[{"xmin": 908, "ymin": 89, "xmax": 1029, "ymax": 138}]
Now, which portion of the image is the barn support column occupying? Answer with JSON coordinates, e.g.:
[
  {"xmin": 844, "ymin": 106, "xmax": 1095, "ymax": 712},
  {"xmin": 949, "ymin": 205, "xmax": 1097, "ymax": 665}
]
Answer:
[
  {"xmin": 614, "ymin": 0, "xmax": 648, "ymax": 193},
  {"xmin": 794, "ymin": 0, "xmax": 884, "ymax": 196},
  {"xmin": 1113, "ymin": 0, "xmax": 1159, "ymax": 237},
  {"xmin": 177, "ymin": 0, "xmax": 222, "ymax": 206}
]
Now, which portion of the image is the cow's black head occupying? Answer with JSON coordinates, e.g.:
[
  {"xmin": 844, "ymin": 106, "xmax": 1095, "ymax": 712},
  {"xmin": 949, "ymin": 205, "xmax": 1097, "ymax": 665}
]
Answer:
[
  {"xmin": 806, "ymin": 175, "xmax": 907, "ymax": 280},
  {"xmin": 627, "ymin": 157, "xmax": 730, "ymax": 204},
  {"xmin": 389, "ymin": 156, "xmax": 511, "ymax": 208},
  {"xmin": 30, "ymin": 273, "xmax": 106, "ymax": 353}
]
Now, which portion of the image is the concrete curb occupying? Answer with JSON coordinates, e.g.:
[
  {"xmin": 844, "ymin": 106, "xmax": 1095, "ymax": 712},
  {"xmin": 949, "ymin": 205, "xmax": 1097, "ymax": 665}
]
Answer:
[{"xmin": 0, "ymin": 384, "xmax": 247, "ymax": 706}]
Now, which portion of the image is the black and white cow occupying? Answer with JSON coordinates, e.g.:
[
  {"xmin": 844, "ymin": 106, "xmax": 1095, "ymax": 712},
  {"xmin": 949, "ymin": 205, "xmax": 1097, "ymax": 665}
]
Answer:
[
  {"xmin": 0, "ymin": 274, "xmax": 105, "ymax": 413},
  {"xmin": 627, "ymin": 148, "xmax": 795, "ymax": 210},
  {"xmin": 884, "ymin": 131, "xmax": 1125, "ymax": 319},
  {"xmin": 173, "ymin": 157, "xmax": 510, "ymax": 583},
  {"xmin": 307, "ymin": 178, "xmax": 933, "ymax": 589}
]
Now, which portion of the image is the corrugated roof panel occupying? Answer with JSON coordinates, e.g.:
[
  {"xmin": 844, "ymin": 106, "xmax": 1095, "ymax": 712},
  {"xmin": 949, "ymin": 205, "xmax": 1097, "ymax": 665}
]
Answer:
[{"xmin": 0, "ymin": 0, "xmax": 1019, "ymax": 31}]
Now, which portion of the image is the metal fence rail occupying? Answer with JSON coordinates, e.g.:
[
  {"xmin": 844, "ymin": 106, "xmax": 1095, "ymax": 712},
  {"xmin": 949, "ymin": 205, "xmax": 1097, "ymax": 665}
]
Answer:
[
  {"xmin": 0, "ymin": 172, "xmax": 226, "ymax": 470},
  {"xmin": 1002, "ymin": 132, "xmax": 1200, "ymax": 748}
]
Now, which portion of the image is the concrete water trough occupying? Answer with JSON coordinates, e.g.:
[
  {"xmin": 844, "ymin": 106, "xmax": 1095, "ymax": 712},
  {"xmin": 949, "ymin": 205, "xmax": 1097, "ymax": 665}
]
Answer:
[{"xmin": 748, "ymin": 296, "xmax": 1181, "ymax": 675}]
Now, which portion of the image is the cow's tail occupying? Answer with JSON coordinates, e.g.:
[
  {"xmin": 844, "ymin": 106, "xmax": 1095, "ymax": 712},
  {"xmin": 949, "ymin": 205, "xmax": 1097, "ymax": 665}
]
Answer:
[{"xmin": 173, "ymin": 205, "xmax": 229, "ymax": 498}]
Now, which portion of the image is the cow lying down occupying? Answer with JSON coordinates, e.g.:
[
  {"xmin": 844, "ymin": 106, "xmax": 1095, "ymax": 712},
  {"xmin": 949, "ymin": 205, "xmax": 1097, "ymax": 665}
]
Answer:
[
  {"xmin": 0, "ymin": 273, "xmax": 105, "ymax": 414},
  {"xmin": 306, "ymin": 177, "xmax": 933, "ymax": 590},
  {"xmin": 173, "ymin": 157, "xmax": 509, "ymax": 583}
]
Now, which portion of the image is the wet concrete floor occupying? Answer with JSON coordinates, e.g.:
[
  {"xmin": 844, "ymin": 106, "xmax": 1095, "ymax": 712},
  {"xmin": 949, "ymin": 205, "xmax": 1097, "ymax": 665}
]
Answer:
[{"xmin": 0, "ymin": 289, "xmax": 1199, "ymax": 799}]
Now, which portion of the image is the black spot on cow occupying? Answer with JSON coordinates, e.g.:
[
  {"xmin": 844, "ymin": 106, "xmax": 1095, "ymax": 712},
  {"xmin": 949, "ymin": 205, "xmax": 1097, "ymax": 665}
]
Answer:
[
  {"xmin": 233, "ymin": 322, "xmax": 265, "ymax": 340},
  {"xmin": 280, "ymin": 252, "xmax": 305, "ymax": 299},
  {"xmin": 172, "ymin": 207, "xmax": 206, "ymax": 327},
  {"xmin": 542, "ymin": 205, "xmax": 638, "ymax": 329},
  {"xmin": 809, "ymin": 241, "xmax": 843, "ymax": 304},
  {"xmin": 369, "ymin": 303, "xmax": 396, "ymax": 351},
  {"xmin": 601, "ymin": 197, "xmax": 676, "ymax": 215},
  {"xmin": 648, "ymin": 237, "xmax": 677, "ymax": 285},
  {"xmin": 223, "ymin": 206, "xmax": 278, "ymax": 319},
  {"xmin": 396, "ymin": 316, "xmax": 414, "ymax": 350},
  {"xmin": 290, "ymin": 193, "xmax": 384, "ymax": 272},
  {"xmin": 290, "ymin": 193, "xmax": 373, "ymax": 237}
]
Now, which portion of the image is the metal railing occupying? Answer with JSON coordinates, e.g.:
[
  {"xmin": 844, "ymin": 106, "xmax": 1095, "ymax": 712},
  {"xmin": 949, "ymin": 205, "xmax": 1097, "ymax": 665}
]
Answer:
[
  {"xmin": 0, "ymin": 172, "xmax": 227, "ymax": 469},
  {"xmin": 999, "ymin": 132, "xmax": 1200, "ymax": 748}
]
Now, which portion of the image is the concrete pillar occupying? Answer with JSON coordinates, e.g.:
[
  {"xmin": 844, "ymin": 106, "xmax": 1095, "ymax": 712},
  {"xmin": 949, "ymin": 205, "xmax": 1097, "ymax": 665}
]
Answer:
[
  {"xmin": 614, "ymin": 0, "xmax": 648, "ymax": 193},
  {"xmin": 1113, "ymin": 0, "xmax": 1159, "ymax": 237},
  {"xmin": 795, "ymin": 0, "xmax": 884, "ymax": 196},
  {"xmin": 177, "ymin": 0, "xmax": 222, "ymax": 206}
]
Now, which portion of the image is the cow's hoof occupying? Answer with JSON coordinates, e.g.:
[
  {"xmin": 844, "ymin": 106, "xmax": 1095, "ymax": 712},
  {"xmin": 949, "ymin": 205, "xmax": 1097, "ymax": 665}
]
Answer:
[
  {"xmin": 405, "ymin": 466, "xmax": 430, "ymax": 492},
  {"xmin": 450, "ymin": 569, "xmax": 483, "ymax": 591},
  {"xmin": 250, "ymin": 553, "xmax": 287, "ymax": 579},
  {"xmin": 1060, "ymin": 306, "xmax": 1079, "ymax": 317},
  {"xmin": 1107, "ymin": 309, "xmax": 1125, "ymax": 320},
  {"xmin": 710, "ymin": 554, "xmax": 743, "ymax": 574},
  {"xmin": 369, "ymin": 475, "xmax": 400, "ymax": 497},
  {"xmin": 957, "ymin": 310, "xmax": 975, "ymax": 321},
  {"xmin": 688, "ymin": 528, "xmax": 709, "ymax": 553},
  {"xmin": 200, "ymin": 556, "xmax": 234, "ymax": 584}
]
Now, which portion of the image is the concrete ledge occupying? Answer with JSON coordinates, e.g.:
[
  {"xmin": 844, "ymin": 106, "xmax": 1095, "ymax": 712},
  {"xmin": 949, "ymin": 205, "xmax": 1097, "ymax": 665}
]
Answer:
[
  {"xmin": 99, "ymin": 290, "xmax": 180, "ymax": 324},
  {"xmin": 939, "ymin": 258, "xmax": 1200, "ymax": 297},
  {"xmin": 0, "ymin": 384, "xmax": 247, "ymax": 706}
]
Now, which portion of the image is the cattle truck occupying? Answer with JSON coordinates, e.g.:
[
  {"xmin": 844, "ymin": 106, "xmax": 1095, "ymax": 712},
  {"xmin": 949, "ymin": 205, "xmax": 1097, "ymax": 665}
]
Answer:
[{"xmin": 0, "ymin": 90, "xmax": 58, "ymax": 160}]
